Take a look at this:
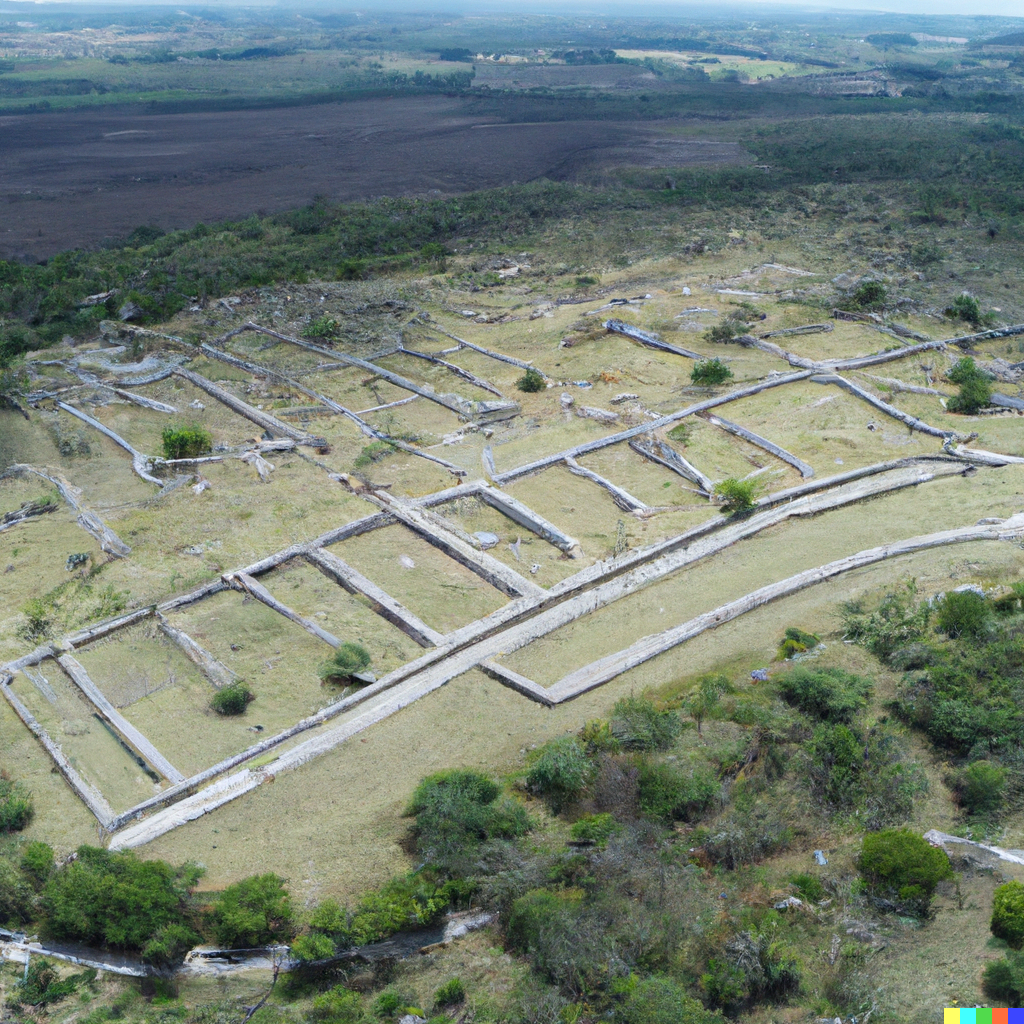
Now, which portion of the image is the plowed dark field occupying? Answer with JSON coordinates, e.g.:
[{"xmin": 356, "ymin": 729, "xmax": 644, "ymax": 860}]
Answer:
[{"xmin": 1, "ymin": 95, "xmax": 747, "ymax": 260}]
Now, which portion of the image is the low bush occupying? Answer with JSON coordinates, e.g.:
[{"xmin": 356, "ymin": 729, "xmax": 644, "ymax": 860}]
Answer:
[
  {"xmin": 702, "ymin": 922, "xmax": 801, "ymax": 1012},
  {"xmin": 808, "ymin": 723, "xmax": 864, "ymax": 810},
  {"xmin": 776, "ymin": 667, "xmax": 872, "ymax": 723},
  {"xmin": 705, "ymin": 321, "xmax": 741, "ymax": 344},
  {"xmin": 690, "ymin": 358, "xmax": 733, "ymax": 386},
  {"xmin": 141, "ymin": 922, "xmax": 201, "ymax": 966},
  {"xmin": 857, "ymin": 828, "xmax": 952, "ymax": 916},
  {"xmin": 308, "ymin": 986, "xmax": 365, "ymax": 1024},
  {"xmin": 208, "ymin": 873, "xmax": 294, "ymax": 948},
  {"xmin": 0, "ymin": 773, "xmax": 33, "ymax": 832},
  {"xmin": 318, "ymin": 642, "xmax": 372, "ymax": 683},
  {"xmin": 354, "ymin": 441, "xmax": 396, "ymax": 469},
  {"xmin": 516, "ymin": 367, "xmax": 546, "ymax": 392},
  {"xmin": 434, "ymin": 977, "xmax": 465, "ymax": 1007},
  {"xmin": 0, "ymin": 857, "xmax": 35, "ymax": 926},
  {"xmin": 849, "ymin": 280, "xmax": 887, "ymax": 310},
  {"xmin": 945, "ymin": 292, "xmax": 985, "ymax": 325},
  {"xmin": 946, "ymin": 356, "xmax": 992, "ymax": 414},
  {"xmin": 42, "ymin": 846, "xmax": 203, "ymax": 951},
  {"xmin": 951, "ymin": 759, "xmax": 1005, "ymax": 817},
  {"xmin": 407, "ymin": 769, "xmax": 530, "ymax": 872},
  {"xmin": 161, "ymin": 423, "xmax": 212, "ymax": 460},
  {"xmin": 570, "ymin": 812, "xmax": 620, "ymax": 847},
  {"xmin": 992, "ymin": 881, "xmax": 1024, "ymax": 949},
  {"xmin": 526, "ymin": 737, "xmax": 594, "ymax": 811},
  {"xmin": 291, "ymin": 932, "xmax": 336, "ymax": 962},
  {"xmin": 372, "ymin": 989, "xmax": 407, "ymax": 1018},
  {"xmin": 618, "ymin": 975, "xmax": 721, "ymax": 1024},
  {"xmin": 842, "ymin": 580, "xmax": 931, "ymax": 664},
  {"xmin": 936, "ymin": 589, "xmax": 991, "ymax": 639},
  {"xmin": 610, "ymin": 694, "xmax": 681, "ymax": 751},
  {"xmin": 714, "ymin": 478, "xmax": 759, "ymax": 516},
  {"xmin": 686, "ymin": 674, "xmax": 729, "ymax": 735},
  {"xmin": 302, "ymin": 315, "xmax": 339, "ymax": 338},
  {"xmin": 638, "ymin": 761, "xmax": 717, "ymax": 822},
  {"xmin": 984, "ymin": 949, "xmax": 1024, "ymax": 1004},
  {"xmin": 16, "ymin": 959, "xmax": 95, "ymax": 1008},
  {"xmin": 20, "ymin": 841, "xmax": 54, "ymax": 887},
  {"xmin": 777, "ymin": 626, "xmax": 820, "ymax": 659},
  {"xmin": 788, "ymin": 872, "xmax": 826, "ymax": 902},
  {"xmin": 210, "ymin": 681, "xmax": 253, "ymax": 715}
]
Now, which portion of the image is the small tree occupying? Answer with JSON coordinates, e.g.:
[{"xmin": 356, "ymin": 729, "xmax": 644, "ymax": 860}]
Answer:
[
  {"xmin": 686, "ymin": 674, "xmax": 729, "ymax": 736},
  {"xmin": 946, "ymin": 357, "xmax": 992, "ymax": 414},
  {"xmin": 850, "ymin": 280, "xmax": 887, "ymax": 310},
  {"xmin": 691, "ymin": 359, "xmax": 733, "ymax": 386},
  {"xmin": 161, "ymin": 424, "xmax": 212, "ymax": 460},
  {"xmin": 945, "ymin": 292, "xmax": 985, "ymax": 326},
  {"xmin": 516, "ymin": 368, "xmax": 546, "ymax": 393},
  {"xmin": 210, "ymin": 681, "xmax": 254, "ymax": 715},
  {"xmin": 715, "ymin": 478, "xmax": 759, "ymax": 517},
  {"xmin": 209, "ymin": 873, "xmax": 294, "ymax": 948},
  {"xmin": 318, "ymin": 642, "xmax": 372, "ymax": 683},
  {"xmin": 993, "ymin": 881, "xmax": 1024, "ymax": 949}
]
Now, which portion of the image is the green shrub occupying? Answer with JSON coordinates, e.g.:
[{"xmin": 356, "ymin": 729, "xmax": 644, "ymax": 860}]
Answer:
[
  {"xmin": 842, "ymin": 580, "xmax": 931, "ymax": 664},
  {"xmin": 210, "ymin": 681, "xmax": 253, "ymax": 715},
  {"xmin": 638, "ymin": 761, "xmax": 717, "ymax": 822},
  {"xmin": 857, "ymin": 828, "xmax": 953, "ymax": 916},
  {"xmin": 354, "ymin": 441, "xmax": 396, "ymax": 469},
  {"xmin": 208, "ymin": 873, "xmax": 294, "ymax": 948},
  {"xmin": 407, "ymin": 769, "xmax": 529, "ymax": 871},
  {"xmin": 936, "ymin": 589, "xmax": 991, "ymax": 639},
  {"xmin": 570, "ymin": 812, "xmax": 620, "ymax": 847},
  {"xmin": 686, "ymin": 673, "xmax": 729, "ymax": 735},
  {"xmin": 291, "ymin": 932, "xmax": 336, "ymax": 962},
  {"xmin": 42, "ymin": 846, "xmax": 203, "ymax": 950},
  {"xmin": 303, "ymin": 316, "xmax": 340, "ymax": 338},
  {"xmin": 318, "ymin": 643, "xmax": 372, "ymax": 683},
  {"xmin": 610, "ymin": 694, "xmax": 681, "ymax": 750},
  {"xmin": 690, "ymin": 358, "xmax": 733, "ymax": 386},
  {"xmin": 0, "ymin": 857, "xmax": 35, "ymax": 927},
  {"xmin": 16, "ymin": 959, "xmax": 95, "ymax": 1008},
  {"xmin": 777, "ymin": 626, "xmax": 820, "ymax": 659},
  {"xmin": 575, "ymin": 274, "xmax": 599, "ymax": 286},
  {"xmin": 946, "ymin": 357, "xmax": 992, "ymax": 414},
  {"xmin": 505, "ymin": 888, "xmax": 581, "ymax": 956},
  {"xmin": 372, "ymin": 990, "xmax": 406, "ymax": 1018},
  {"xmin": 776, "ymin": 667, "xmax": 872, "ymax": 723},
  {"xmin": 788, "ymin": 873, "xmax": 826, "ymax": 902},
  {"xmin": 161, "ymin": 423, "xmax": 212, "ymax": 460},
  {"xmin": 516, "ymin": 368, "xmax": 546, "ymax": 393},
  {"xmin": 141, "ymin": 922, "xmax": 201, "ymax": 966},
  {"xmin": 20, "ymin": 841, "xmax": 54, "ymax": 887},
  {"xmin": 714, "ymin": 478, "xmax": 759, "ymax": 516},
  {"xmin": 0, "ymin": 773, "xmax": 34, "ymax": 832},
  {"xmin": 945, "ymin": 292, "xmax": 984, "ymax": 325},
  {"xmin": 808, "ymin": 723, "xmax": 864, "ymax": 811},
  {"xmin": 952, "ymin": 759, "xmax": 1005, "ymax": 817},
  {"xmin": 702, "ymin": 923, "xmax": 801, "ymax": 1011},
  {"xmin": 348, "ymin": 875, "xmax": 452, "ymax": 945},
  {"xmin": 850, "ymin": 280, "xmax": 887, "ymax": 310},
  {"xmin": 618, "ymin": 976, "xmax": 720, "ymax": 1024},
  {"xmin": 993, "ymin": 881, "xmax": 1024, "ymax": 949},
  {"xmin": 433, "ymin": 978, "xmax": 465, "ymax": 1008},
  {"xmin": 705, "ymin": 321, "xmax": 741, "ymax": 344},
  {"xmin": 308, "ymin": 986, "xmax": 364, "ymax": 1024},
  {"xmin": 984, "ymin": 949, "xmax": 1024, "ymax": 1003},
  {"xmin": 526, "ymin": 736, "xmax": 594, "ymax": 811}
]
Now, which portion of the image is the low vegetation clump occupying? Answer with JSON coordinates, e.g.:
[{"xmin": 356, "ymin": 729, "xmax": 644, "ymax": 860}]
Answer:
[
  {"xmin": 161, "ymin": 423, "xmax": 212, "ymax": 460},
  {"xmin": 776, "ymin": 667, "xmax": 872, "ymax": 723},
  {"xmin": 844, "ymin": 279, "xmax": 887, "ymax": 311},
  {"xmin": 0, "ymin": 772, "xmax": 34, "ymax": 832},
  {"xmin": 570, "ymin": 812, "xmax": 620, "ymax": 846},
  {"xmin": 638, "ymin": 760, "xmax": 718, "ymax": 822},
  {"xmin": 946, "ymin": 356, "xmax": 992, "ymax": 414},
  {"xmin": 935, "ymin": 588, "xmax": 991, "ymax": 639},
  {"xmin": 433, "ymin": 977, "xmax": 465, "ymax": 1008},
  {"xmin": 210, "ymin": 680, "xmax": 254, "ymax": 715},
  {"xmin": 944, "ymin": 292, "xmax": 989, "ymax": 326},
  {"xmin": 950, "ymin": 759, "xmax": 1005, "ymax": 818},
  {"xmin": 208, "ymin": 873, "xmax": 294, "ymax": 948},
  {"xmin": 714, "ymin": 478, "xmax": 759, "ymax": 516},
  {"xmin": 857, "ymin": 828, "xmax": 953, "ymax": 916},
  {"xmin": 690, "ymin": 358, "xmax": 733, "ymax": 386},
  {"xmin": 318, "ymin": 642, "xmax": 372, "ymax": 683},
  {"xmin": 354, "ymin": 440, "xmax": 396, "ymax": 469},
  {"xmin": 992, "ymin": 881, "xmax": 1024, "ymax": 949},
  {"xmin": 984, "ymin": 948, "xmax": 1024, "ymax": 1005},
  {"xmin": 843, "ymin": 580, "xmax": 931, "ymax": 665},
  {"xmin": 610, "ymin": 693, "xmax": 682, "ymax": 750},
  {"xmin": 776, "ymin": 626, "xmax": 820, "ymax": 659},
  {"xmin": 302, "ymin": 315, "xmax": 340, "ymax": 338},
  {"xmin": 516, "ymin": 367, "xmax": 546, "ymax": 392},
  {"xmin": 526, "ymin": 736, "xmax": 594, "ymax": 811}
]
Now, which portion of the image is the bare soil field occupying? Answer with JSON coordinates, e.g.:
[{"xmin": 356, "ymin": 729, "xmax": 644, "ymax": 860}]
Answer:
[{"xmin": 0, "ymin": 95, "xmax": 748, "ymax": 260}]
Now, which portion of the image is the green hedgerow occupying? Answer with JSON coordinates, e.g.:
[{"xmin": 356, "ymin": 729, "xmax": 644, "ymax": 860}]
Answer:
[
  {"xmin": 318, "ymin": 642, "xmax": 372, "ymax": 683},
  {"xmin": 0, "ymin": 773, "xmax": 33, "ymax": 833},
  {"xmin": 210, "ymin": 681, "xmax": 253, "ymax": 715},
  {"xmin": 857, "ymin": 828, "xmax": 953, "ymax": 916},
  {"xmin": 993, "ymin": 881, "xmax": 1024, "ymax": 949},
  {"xmin": 161, "ymin": 424, "xmax": 212, "ymax": 460},
  {"xmin": 516, "ymin": 367, "xmax": 546, "ymax": 392},
  {"xmin": 690, "ymin": 358, "xmax": 733, "ymax": 386},
  {"xmin": 526, "ymin": 736, "xmax": 594, "ymax": 812}
]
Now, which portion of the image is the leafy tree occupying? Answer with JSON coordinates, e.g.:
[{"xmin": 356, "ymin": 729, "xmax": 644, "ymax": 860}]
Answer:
[
  {"xmin": 161, "ymin": 424, "xmax": 212, "ymax": 460},
  {"xmin": 714, "ymin": 478, "xmax": 759, "ymax": 516},
  {"xmin": 610, "ymin": 694, "xmax": 681, "ymax": 750},
  {"xmin": 42, "ymin": 846, "xmax": 203, "ymax": 950},
  {"xmin": 857, "ymin": 829, "xmax": 952, "ymax": 916},
  {"xmin": 526, "ymin": 737, "xmax": 594, "ymax": 811},
  {"xmin": 210, "ymin": 681, "xmax": 253, "ymax": 715},
  {"xmin": 208, "ymin": 873, "xmax": 294, "ymax": 948},
  {"xmin": 993, "ymin": 881, "xmax": 1024, "ymax": 949},
  {"xmin": 516, "ymin": 367, "xmax": 546, "ymax": 393},
  {"xmin": 318, "ymin": 642, "xmax": 372, "ymax": 683},
  {"xmin": 0, "ymin": 772, "xmax": 33, "ymax": 832},
  {"xmin": 406, "ymin": 769, "xmax": 529, "ymax": 871},
  {"xmin": 690, "ymin": 358, "xmax": 732, "ymax": 386}
]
